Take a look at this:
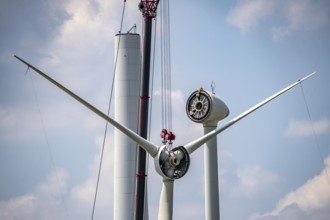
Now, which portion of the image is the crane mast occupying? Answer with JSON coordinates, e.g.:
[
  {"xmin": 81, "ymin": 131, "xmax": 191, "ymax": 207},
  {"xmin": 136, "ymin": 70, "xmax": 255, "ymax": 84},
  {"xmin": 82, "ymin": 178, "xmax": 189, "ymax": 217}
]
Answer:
[{"xmin": 135, "ymin": 1, "xmax": 160, "ymax": 220}]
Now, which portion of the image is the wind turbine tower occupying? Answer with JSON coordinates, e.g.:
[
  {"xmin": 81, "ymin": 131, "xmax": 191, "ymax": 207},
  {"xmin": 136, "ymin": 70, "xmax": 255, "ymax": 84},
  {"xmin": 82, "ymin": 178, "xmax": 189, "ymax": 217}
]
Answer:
[
  {"xmin": 186, "ymin": 88, "xmax": 229, "ymax": 220},
  {"xmin": 113, "ymin": 33, "xmax": 141, "ymax": 220}
]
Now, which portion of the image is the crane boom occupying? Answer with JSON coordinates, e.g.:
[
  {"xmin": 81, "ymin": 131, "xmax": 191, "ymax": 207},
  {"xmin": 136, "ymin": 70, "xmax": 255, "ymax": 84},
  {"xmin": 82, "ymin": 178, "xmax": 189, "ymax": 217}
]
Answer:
[{"xmin": 136, "ymin": 1, "xmax": 160, "ymax": 220}]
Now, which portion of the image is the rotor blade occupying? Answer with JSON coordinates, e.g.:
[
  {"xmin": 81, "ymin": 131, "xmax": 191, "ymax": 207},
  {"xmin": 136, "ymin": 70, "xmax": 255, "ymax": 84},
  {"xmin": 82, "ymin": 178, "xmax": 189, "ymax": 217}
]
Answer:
[
  {"xmin": 185, "ymin": 72, "xmax": 316, "ymax": 154},
  {"xmin": 14, "ymin": 55, "xmax": 159, "ymax": 157},
  {"xmin": 158, "ymin": 179, "xmax": 174, "ymax": 220}
]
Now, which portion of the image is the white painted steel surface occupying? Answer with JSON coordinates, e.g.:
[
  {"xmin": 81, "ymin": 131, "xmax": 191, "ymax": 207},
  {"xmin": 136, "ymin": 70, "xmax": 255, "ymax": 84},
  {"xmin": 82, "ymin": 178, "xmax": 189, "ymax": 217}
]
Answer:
[
  {"xmin": 114, "ymin": 33, "xmax": 141, "ymax": 220},
  {"xmin": 158, "ymin": 179, "xmax": 174, "ymax": 220},
  {"xmin": 203, "ymin": 125, "xmax": 220, "ymax": 220}
]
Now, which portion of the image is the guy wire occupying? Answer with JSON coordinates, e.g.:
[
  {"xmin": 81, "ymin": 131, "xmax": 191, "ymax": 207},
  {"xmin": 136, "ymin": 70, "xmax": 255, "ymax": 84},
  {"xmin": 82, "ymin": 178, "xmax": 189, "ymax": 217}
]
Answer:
[
  {"xmin": 90, "ymin": 1, "xmax": 127, "ymax": 219},
  {"xmin": 28, "ymin": 70, "xmax": 70, "ymax": 220},
  {"xmin": 299, "ymin": 83, "xmax": 330, "ymax": 185}
]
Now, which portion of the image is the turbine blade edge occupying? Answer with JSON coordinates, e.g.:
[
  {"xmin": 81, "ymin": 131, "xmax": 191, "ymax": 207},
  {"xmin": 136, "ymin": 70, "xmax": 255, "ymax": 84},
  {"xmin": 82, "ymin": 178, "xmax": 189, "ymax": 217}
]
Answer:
[
  {"xmin": 184, "ymin": 71, "xmax": 316, "ymax": 154},
  {"xmin": 14, "ymin": 55, "xmax": 159, "ymax": 157}
]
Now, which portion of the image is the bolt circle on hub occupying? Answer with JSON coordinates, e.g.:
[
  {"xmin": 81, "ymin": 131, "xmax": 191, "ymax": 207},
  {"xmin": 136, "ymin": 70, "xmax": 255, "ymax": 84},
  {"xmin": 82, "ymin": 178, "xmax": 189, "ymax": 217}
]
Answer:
[{"xmin": 186, "ymin": 89, "xmax": 212, "ymax": 123}]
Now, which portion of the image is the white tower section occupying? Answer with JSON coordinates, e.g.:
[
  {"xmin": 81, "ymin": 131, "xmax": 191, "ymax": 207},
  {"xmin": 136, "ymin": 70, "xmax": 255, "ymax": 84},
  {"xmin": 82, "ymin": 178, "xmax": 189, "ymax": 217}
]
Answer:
[
  {"xmin": 114, "ymin": 33, "xmax": 141, "ymax": 220},
  {"xmin": 186, "ymin": 89, "xmax": 229, "ymax": 220}
]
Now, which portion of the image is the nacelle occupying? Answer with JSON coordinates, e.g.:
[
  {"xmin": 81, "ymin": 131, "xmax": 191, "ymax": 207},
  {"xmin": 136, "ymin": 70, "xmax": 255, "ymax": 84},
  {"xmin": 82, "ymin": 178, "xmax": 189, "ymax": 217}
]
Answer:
[{"xmin": 186, "ymin": 88, "xmax": 230, "ymax": 125}]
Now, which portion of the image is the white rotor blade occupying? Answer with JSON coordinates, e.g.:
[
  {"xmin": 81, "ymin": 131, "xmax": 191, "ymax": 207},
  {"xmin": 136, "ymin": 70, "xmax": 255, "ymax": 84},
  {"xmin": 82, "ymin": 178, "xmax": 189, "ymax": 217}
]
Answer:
[
  {"xmin": 14, "ymin": 55, "xmax": 159, "ymax": 157},
  {"xmin": 158, "ymin": 179, "xmax": 174, "ymax": 220},
  {"xmin": 185, "ymin": 72, "xmax": 316, "ymax": 154}
]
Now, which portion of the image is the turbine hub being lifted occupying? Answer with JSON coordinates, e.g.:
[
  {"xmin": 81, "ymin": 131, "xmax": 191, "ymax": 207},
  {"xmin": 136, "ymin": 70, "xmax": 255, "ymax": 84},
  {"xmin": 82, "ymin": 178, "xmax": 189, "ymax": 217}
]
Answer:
[{"xmin": 155, "ymin": 146, "xmax": 190, "ymax": 180}]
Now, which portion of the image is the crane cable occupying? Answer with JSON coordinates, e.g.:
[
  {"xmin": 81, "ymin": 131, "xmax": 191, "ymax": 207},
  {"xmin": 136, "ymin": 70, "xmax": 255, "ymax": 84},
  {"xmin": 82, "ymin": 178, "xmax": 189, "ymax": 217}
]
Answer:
[
  {"xmin": 28, "ymin": 69, "xmax": 70, "ymax": 220},
  {"xmin": 90, "ymin": 1, "xmax": 127, "ymax": 219},
  {"xmin": 162, "ymin": 0, "xmax": 172, "ymax": 132},
  {"xmin": 160, "ymin": 0, "xmax": 174, "ymax": 147},
  {"xmin": 299, "ymin": 83, "xmax": 330, "ymax": 185}
]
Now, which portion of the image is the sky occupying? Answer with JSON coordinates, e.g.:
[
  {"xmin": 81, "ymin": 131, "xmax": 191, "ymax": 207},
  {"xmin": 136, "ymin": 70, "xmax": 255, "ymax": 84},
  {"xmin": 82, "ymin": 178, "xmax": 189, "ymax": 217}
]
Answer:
[{"xmin": 1, "ymin": 0, "xmax": 330, "ymax": 219}]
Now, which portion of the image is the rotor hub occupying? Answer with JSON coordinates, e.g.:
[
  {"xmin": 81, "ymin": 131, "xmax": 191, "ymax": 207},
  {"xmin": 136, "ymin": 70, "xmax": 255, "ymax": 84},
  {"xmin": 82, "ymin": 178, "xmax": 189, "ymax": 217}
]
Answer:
[{"xmin": 155, "ymin": 146, "xmax": 190, "ymax": 180}]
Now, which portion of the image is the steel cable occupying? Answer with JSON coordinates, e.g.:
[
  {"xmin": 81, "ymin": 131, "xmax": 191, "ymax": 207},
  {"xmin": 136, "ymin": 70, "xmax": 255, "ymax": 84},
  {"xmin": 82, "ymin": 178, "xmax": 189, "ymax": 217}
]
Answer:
[
  {"xmin": 160, "ymin": 0, "xmax": 173, "ymax": 147},
  {"xmin": 28, "ymin": 70, "xmax": 70, "ymax": 220},
  {"xmin": 90, "ymin": 1, "xmax": 127, "ymax": 219},
  {"xmin": 299, "ymin": 83, "xmax": 330, "ymax": 186}
]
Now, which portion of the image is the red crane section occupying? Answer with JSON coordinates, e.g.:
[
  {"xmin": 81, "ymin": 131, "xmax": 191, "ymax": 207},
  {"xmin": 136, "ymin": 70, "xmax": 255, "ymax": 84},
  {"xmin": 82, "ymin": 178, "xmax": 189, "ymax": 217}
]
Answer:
[{"xmin": 139, "ymin": 0, "xmax": 160, "ymax": 18}]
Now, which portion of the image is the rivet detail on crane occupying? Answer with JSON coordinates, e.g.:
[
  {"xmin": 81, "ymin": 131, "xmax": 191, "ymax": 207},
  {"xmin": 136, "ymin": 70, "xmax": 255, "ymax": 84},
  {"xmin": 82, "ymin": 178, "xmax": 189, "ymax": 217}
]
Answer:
[{"xmin": 138, "ymin": 0, "xmax": 160, "ymax": 18}]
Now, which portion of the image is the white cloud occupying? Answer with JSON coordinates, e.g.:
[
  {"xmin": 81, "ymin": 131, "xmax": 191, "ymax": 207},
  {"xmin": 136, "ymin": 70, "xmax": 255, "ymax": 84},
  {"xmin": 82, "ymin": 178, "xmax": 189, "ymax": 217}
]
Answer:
[
  {"xmin": 0, "ymin": 168, "xmax": 69, "ymax": 220},
  {"xmin": 1, "ymin": 0, "xmax": 141, "ymax": 142},
  {"xmin": 227, "ymin": 0, "xmax": 329, "ymax": 41},
  {"xmin": 34, "ymin": 0, "xmax": 142, "ymax": 101},
  {"xmin": 0, "ymin": 195, "xmax": 37, "ymax": 220},
  {"xmin": 285, "ymin": 118, "xmax": 330, "ymax": 137},
  {"xmin": 39, "ymin": 0, "xmax": 120, "ymax": 91},
  {"xmin": 226, "ymin": 0, "xmax": 276, "ymax": 35},
  {"xmin": 210, "ymin": 156, "xmax": 284, "ymax": 219},
  {"xmin": 0, "ymin": 97, "xmax": 105, "ymax": 141},
  {"xmin": 0, "ymin": 134, "xmax": 115, "ymax": 220},
  {"xmin": 34, "ymin": 168, "xmax": 69, "ymax": 197},
  {"xmin": 64, "ymin": 133, "xmax": 115, "ymax": 220},
  {"xmin": 272, "ymin": 0, "xmax": 328, "ymax": 41},
  {"xmin": 236, "ymin": 165, "xmax": 281, "ymax": 197},
  {"xmin": 285, "ymin": 0, "xmax": 327, "ymax": 29},
  {"xmin": 249, "ymin": 155, "xmax": 330, "ymax": 220}
]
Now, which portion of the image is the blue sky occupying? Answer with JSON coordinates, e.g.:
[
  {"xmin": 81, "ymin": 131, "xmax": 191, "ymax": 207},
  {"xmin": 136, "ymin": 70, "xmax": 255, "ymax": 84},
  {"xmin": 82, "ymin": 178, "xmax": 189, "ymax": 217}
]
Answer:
[{"xmin": 1, "ymin": 0, "xmax": 330, "ymax": 219}]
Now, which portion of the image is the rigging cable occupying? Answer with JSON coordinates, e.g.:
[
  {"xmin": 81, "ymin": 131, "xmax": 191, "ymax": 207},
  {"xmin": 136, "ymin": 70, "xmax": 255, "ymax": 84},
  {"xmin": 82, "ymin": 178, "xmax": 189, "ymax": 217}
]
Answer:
[
  {"xmin": 28, "ymin": 69, "xmax": 70, "ymax": 220},
  {"xmin": 160, "ymin": 0, "xmax": 174, "ymax": 147},
  {"xmin": 90, "ymin": 1, "xmax": 127, "ymax": 219},
  {"xmin": 299, "ymin": 83, "xmax": 330, "ymax": 185},
  {"xmin": 167, "ymin": 0, "xmax": 173, "ymax": 134},
  {"xmin": 160, "ymin": 3, "xmax": 165, "ymax": 131}
]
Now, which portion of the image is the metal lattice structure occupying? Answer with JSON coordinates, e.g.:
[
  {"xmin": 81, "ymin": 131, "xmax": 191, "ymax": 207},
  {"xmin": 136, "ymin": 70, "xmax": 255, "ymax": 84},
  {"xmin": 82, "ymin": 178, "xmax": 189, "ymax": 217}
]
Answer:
[{"xmin": 139, "ymin": 0, "xmax": 160, "ymax": 18}]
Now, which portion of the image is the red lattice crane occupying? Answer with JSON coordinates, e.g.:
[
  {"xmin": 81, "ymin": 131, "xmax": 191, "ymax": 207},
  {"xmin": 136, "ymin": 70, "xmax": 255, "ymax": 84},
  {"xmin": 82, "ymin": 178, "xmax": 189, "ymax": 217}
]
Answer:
[
  {"xmin": 138, "ymin": 0, "xmax": 160, "ymax": 18},
  {"xmin": 135, "ymin": 1, "xmax": 160, "ymax": 220}
]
